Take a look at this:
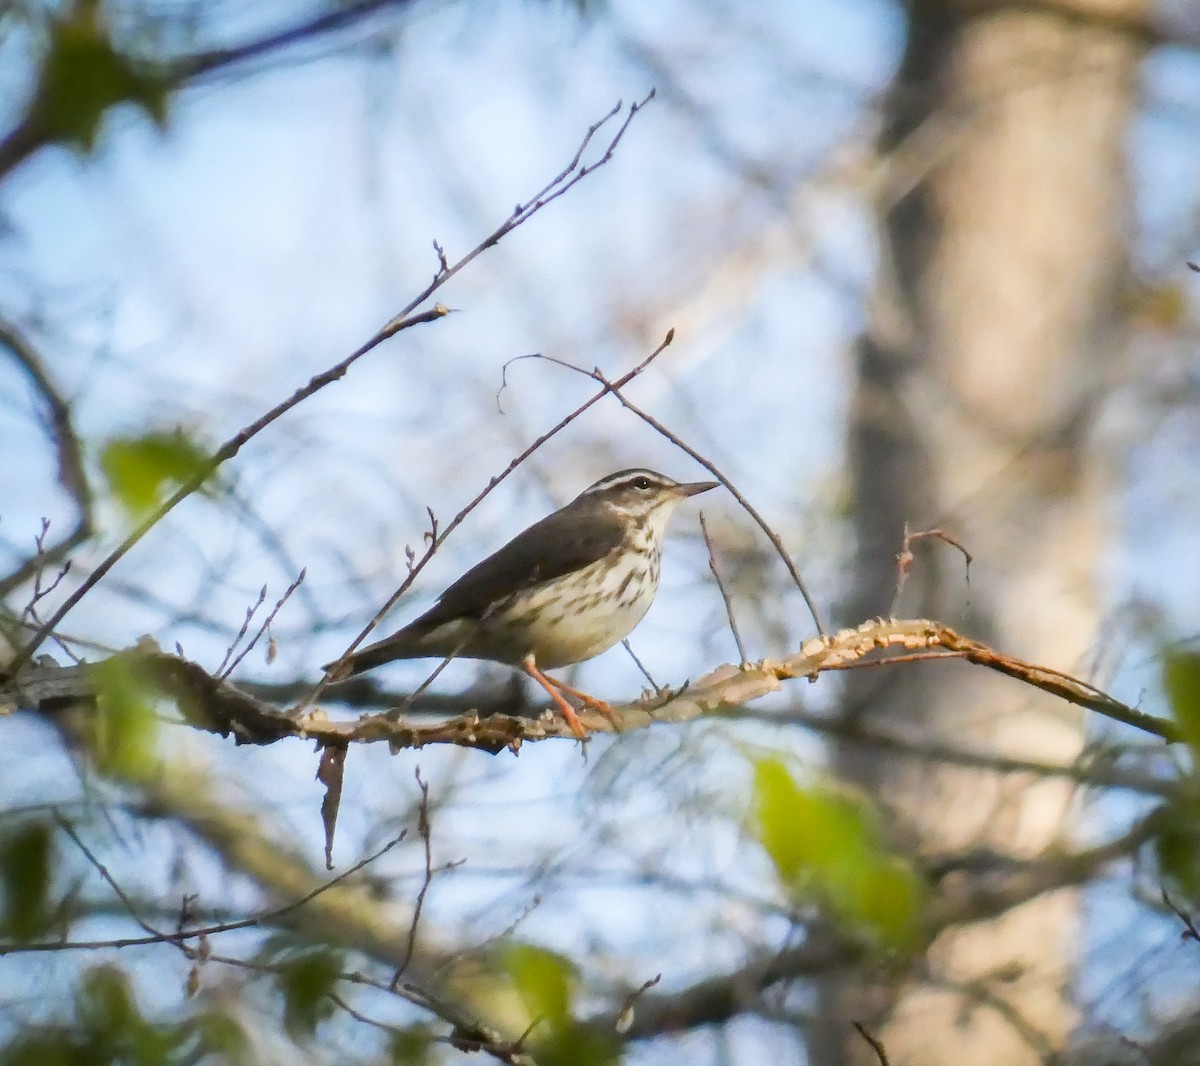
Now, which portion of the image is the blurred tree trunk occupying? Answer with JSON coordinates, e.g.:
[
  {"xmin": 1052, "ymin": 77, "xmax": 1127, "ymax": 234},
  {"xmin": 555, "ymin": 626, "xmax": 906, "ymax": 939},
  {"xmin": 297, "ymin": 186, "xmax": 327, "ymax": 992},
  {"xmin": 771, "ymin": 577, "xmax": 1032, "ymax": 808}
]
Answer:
[{"xmin": 820, "ymin": 1, "xmax": 1147, "ymax": 1063}]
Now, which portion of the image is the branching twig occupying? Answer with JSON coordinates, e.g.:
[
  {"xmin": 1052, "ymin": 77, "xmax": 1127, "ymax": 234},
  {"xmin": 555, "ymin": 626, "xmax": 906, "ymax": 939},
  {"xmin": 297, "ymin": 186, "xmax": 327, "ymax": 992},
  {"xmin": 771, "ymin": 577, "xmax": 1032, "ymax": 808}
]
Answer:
[
  {"xmin": 699, "ymin": 512, "xmax": 748, "ymax": 665},
  {"xmin": 891, "ymin": 523, "xmax": 973, "ymax": 616},
  {"xmin": 216, "ymin": 585, "xmax": 268, "ymax": 679},
  {"xmin": 222, "ymin": 569, "xmax": 306, "ymax": 679},
  {"xmin": 11, "ymin": 620, "xmax": 1173, "ymax": 756}
]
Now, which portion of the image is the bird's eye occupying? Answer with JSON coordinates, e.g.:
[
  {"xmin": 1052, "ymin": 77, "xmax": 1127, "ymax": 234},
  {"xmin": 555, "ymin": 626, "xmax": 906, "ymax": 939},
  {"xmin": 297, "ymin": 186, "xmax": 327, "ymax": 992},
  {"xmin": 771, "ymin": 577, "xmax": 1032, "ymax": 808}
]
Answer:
[{"xmin": 633, "ymin": 477, "xmax": 653, "ymax": 490}]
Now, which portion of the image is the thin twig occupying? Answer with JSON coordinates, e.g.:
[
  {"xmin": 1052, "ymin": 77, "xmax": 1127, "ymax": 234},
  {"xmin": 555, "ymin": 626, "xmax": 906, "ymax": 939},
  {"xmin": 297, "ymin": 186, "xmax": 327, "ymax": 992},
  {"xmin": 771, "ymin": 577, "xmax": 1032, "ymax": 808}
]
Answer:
[
  {"xmin": 200, "ymin": 948, "xmax": 530, "ymax": 1066},
  {"xmin": 1162, "ymin": 887, "xmax": 1200, "ymax": 943},
  {"xmin": 393, "ymin": 768, "xmax": 434, "ymax": 987},
  {"xmin": 699, "ymin": 512, "xmax": 749, "ymax": 665},
  {"xmin": 620, "ymin": 639, "xmax": 664, "ymax": 694},
  {"xmin": 22, "ymin": 520, "xmax": 79, "ymax": 663},
  {"xmin": 54, "ymin": 813, "xmax": 167, "ymax": 944},
  {"xmin": 12, "ymin": 95, "xmax": 653, "ymax": 675},
  {"xmin": 853, "ymin": 1021, "xmax": 891, "ymax": 1066}
]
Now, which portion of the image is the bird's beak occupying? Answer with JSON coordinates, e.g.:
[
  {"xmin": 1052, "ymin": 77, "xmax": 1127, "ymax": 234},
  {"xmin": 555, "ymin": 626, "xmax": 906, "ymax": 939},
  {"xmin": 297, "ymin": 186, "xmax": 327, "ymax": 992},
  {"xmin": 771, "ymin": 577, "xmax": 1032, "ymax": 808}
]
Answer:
[{"xmin": 676, "ymin": 480, "xmax": 719, "ymax": 498}]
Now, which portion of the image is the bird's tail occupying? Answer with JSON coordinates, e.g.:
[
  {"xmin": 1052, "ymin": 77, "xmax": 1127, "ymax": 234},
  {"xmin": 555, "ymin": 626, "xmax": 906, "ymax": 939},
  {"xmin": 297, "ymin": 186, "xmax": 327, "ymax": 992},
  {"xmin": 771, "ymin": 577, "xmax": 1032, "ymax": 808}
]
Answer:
[{"xmin": 321, "ymin": 629, "xmax": 429, "ymax": 682}]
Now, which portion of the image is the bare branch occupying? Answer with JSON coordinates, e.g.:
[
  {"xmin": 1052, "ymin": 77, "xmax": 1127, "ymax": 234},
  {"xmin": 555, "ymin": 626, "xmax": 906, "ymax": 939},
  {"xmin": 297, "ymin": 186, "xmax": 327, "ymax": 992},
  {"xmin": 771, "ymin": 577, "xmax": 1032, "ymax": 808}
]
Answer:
[
  {"xmin": 7, "ymin": 619, "xmax": 1175, "ymax": 754},
  {"xmin": 699, "ymin": 511, "xmax": 749, "ymax": 666}
]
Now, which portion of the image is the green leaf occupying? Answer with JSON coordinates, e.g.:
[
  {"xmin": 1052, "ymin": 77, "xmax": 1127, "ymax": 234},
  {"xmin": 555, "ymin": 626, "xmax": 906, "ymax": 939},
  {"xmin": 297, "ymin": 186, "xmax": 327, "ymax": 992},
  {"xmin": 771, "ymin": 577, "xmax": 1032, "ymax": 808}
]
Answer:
[
  {"xmin": 856, "ymin": 854, "xmax": 925, "ymax": 951},
  {"xmin": 77, "ymin": 965, "xmax": 138, "ymax": 1035},
  {"xmin": 276, "ymin": 949, "xmax": 342, "ymax": 1038},
  {"xmin": 178, "ymin": 1010, "xmax": 249, "ymax": 1064},
  {"xmin": 751, "ymin": 756, "xmax": 925, "ymax": 950},
  {"xmin": 501, "ymin": 944, "xmax": 618, "ymax": 1066},
  {"xmin": 0, "ymin": 820, "xmax": 55, "ymax": 942},
  {"xmin": 1164, "ymin": 650, "xmax": 1200, "ymax": 758},
  {"xmin": 28, "ymin": 3, "xmax": 170, "ymax": 154},
  {"xmin": 389, "ymin": 1026, "xmax": 434, "ymax": 1065},
  {"xmin": 0, "ymin": 1031, "xmax": 92, "ymax": 1066},
  {"xmin": 503, "ymin": 943, "xmax": 575, "ymax": 1024},
  {"xmin": 1155, "ymin": 799, "xmax": 1200, "ymax": 898},
  {"xmin": 100, "ymin": 428, "xmax": 214, "ymax": 518},
  {"xmin": 535, "ymin": 1025, "xmax": 621, "ymax": 1066},
  {"xmin": 88, "ymin": 654, "xmax": 160, "ymax": 779}
]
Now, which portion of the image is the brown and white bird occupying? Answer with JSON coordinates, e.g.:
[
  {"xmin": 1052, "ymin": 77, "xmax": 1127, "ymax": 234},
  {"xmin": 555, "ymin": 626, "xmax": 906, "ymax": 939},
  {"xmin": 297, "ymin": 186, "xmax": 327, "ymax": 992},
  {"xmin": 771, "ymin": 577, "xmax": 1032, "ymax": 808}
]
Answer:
[{"xmin": 324, "ymin": 468, "xmax": 717, "ymax": 736}]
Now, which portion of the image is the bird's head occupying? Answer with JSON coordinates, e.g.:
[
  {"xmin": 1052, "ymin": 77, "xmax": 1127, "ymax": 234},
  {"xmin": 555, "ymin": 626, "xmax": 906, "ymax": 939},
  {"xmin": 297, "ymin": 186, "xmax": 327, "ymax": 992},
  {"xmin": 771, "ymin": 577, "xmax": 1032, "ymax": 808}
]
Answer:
[{"xmin": 575, "ymin": 468, "xmax": 718, "ymax": 533}]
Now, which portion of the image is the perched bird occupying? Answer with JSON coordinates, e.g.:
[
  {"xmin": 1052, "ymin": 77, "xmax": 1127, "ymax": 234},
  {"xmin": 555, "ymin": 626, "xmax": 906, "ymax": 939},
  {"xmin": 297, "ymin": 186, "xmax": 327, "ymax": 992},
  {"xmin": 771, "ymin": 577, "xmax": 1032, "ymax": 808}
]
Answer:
[{"xmin": 324, "ymin": 468, "xmax": 717, "ymax": 737}]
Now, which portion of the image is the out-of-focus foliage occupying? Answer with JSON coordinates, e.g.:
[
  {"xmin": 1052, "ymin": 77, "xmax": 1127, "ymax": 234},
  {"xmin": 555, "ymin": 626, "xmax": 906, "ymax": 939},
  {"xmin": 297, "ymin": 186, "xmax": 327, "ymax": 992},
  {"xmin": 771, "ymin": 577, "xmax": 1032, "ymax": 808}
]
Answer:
[
  {"xmin": 0, "ymin": 964, "xmax": 249, "ymax": 1066},
  {"xmin": 752, "ymin": 756, "xmax": 925, "ymax": 950},
  {"xmin": 21, "ymin": 1, "xmax": 170, "ymax": 156},
  {"xmin": 0, "ymin": 818, "xmax": 54, "ymax": 944},
  {"xmin": 88, "ymin": 653, "xmax": 161, "ymax": 779},
  {"xmin": 99, "ymin": 429, "xmax": 214, "ymax": 519},
  {"xmin": 503, "ymin": 943, "xmax": 620, "ymax": 1066},
  {"xmin": 256, "ymin": 936, "xmax": 345, "ymax": 1039}
]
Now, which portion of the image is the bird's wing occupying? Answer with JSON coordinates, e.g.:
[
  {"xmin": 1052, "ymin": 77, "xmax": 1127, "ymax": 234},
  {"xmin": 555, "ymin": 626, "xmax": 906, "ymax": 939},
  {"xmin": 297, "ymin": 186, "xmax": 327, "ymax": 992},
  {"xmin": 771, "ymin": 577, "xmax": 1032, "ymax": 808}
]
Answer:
[{"xmin": 415, "ymin": 504, "xmax": 626, "ymax": 626}]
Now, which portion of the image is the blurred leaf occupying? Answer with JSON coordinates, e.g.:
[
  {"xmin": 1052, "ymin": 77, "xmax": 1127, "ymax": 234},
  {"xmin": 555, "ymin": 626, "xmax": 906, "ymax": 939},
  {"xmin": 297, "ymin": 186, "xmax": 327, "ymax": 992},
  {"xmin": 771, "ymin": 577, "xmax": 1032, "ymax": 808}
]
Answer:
[
  {"xmin": 277, "ymin": 949, "xmax": 342, "ymax": 1038},
  {"xmin": 503, "ymin": 943, "xmax": 575, "ymax": 1024},
  {"xmin": 501, "ymin": 945, "xmax": 617, "ymax": 1066},
  {"xmin": 1164, "ymin": 650, "xmax": 1200, "ymax": 758},
  {"xmin": 77, "ymin": 965, "xmax": 139, "ymax": 1036},
  {"xmin": 0, "ymin": 1031, "xmax": 95, "ymax": 1066},
  {"xmin": 752, "ymin": 757, "xmax": 925, "ymax": 950},
  {"xmin": 88, "ymin": 654, "xmax": 160, "ymax": 779},
  {"xmin": 534, "ymin": 1025, "xmax": 621, "ymax": 1066},
  {"xmin": 178, "ymin": 1010, "xmax": 249, "ymax": 1064},
  {"xmin": 0, "ymin": 819, "xmax": 54, "ymax": 942},
  {"xmin": 100, "ymin": 428, "xmax": 214, "ymax": 518},
  {"xmin": 28, "ymin": 2, "xmax": 170, "ymax": 154},
  {"xmin": 389, "ymin": 1025, "xmax": 434, "ymax": 1065},
  {"xmin": 1155, "ymin": 800, "xmax": 1200, "ymax": 898},
  {"xmin": 76, "ymin": 964, "xmax": 180, "ymax": 1065},
  {"xmin": 858, "ymin": 855, "xmax": 925, "ymax": 950}
]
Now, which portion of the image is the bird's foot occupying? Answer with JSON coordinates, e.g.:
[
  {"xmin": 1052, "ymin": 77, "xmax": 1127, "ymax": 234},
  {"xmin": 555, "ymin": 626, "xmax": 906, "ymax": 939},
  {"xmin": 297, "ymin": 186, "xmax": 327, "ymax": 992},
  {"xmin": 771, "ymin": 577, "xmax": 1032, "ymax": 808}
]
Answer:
[{"xmin": 543, "ymin": 677, "xmax": 623, "ymax": 732}]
